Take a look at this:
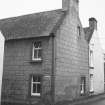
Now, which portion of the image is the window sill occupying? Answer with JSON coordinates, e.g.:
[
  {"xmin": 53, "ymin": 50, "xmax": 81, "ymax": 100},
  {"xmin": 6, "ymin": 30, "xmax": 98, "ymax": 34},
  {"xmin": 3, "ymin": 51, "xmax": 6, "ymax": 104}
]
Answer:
[
  {"xmin": 89, "ymin": 67, "xmax": 94, "ymax": 69},
  {"xmin": 31, "ymin": 93, "xmax": 41, "ymax": 97},
  {"xmin": 89, "ymin": 90, "xmax": 94, "ymax": 93},
  {"xmin": 89, "ymin": 91, "xmax": 94, "ymax": 96},
  {"xmin": 31, "ymin": 59, "xmax": 42, "ymax": 63},
  {"xmin": 80, "ymin": 92, "xmax": 86, "ymax": 96}
]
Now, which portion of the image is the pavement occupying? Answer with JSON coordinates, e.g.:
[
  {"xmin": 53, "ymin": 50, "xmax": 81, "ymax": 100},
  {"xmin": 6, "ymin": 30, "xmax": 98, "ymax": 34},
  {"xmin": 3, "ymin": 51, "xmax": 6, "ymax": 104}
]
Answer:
[
  {"xmin": 75, "ymin": 98, "xmax": 105, "ymax": 105},
  {"xmin": 73, "ymin": 93, "xmax": 105, "ymax": 105},
  {"xmin": 56, "ymin": 93, "xmax": 105, "ymax": 105}
]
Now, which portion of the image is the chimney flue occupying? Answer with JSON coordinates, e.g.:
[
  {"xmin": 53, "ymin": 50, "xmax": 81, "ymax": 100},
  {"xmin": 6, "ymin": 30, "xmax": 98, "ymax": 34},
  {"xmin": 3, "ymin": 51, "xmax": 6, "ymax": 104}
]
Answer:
[
  {"xmin": 62, "ymin": 0, "xmax": 70, "ymax": 11},
  {"xmin": 89, "ymin": 18, "xmax": 97, "ymax": 30}
]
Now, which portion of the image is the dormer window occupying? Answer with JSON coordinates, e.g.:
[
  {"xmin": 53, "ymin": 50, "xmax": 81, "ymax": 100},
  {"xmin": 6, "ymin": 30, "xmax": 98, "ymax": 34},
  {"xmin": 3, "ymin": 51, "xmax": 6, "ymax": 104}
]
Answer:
[{"xmin": 32, "ymin": 41, "xmax": 42, "ymax": 61}]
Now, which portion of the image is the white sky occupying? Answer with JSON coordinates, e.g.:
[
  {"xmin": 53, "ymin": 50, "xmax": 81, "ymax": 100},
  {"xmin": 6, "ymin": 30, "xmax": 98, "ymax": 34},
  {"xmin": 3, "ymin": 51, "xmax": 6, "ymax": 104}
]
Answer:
[{"xmin": 0, "ymin": 0, "xmax": 105, "ymax": 49}]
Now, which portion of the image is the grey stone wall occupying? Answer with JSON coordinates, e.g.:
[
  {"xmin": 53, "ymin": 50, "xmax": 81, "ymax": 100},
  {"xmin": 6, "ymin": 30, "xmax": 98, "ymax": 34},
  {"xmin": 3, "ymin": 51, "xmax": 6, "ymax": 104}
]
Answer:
[
  {"xmin": 2, "ymin": 37, "xmax": 53, "ymax": 105},
  {"xmin": 55, "ymin": 5, "xmax": 89, "ymax": 102}
]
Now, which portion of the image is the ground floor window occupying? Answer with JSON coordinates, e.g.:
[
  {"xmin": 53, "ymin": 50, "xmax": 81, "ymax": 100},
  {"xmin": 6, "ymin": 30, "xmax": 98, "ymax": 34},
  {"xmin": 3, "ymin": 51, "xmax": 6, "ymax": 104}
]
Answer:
[
  {"xmin": 90, "ymin": 74, "xmax": 94, "ymax": 92},
  {"xmin": 80, "ymin": 76, "xmax": 86, "ymax": 95},
  {"xmin": 31, "ymin": 75, "xmax": 41, "ymax": 96}
]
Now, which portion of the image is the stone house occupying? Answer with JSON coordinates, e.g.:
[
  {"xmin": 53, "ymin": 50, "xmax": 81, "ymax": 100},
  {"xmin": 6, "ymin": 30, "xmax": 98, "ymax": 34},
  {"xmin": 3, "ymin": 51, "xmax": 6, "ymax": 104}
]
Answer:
[
  {"xmin": 84, "ymin": 18, "xmax": 104, "ymax": 95},
  {"xmin": 0, "ymin": 0, "xmax": 92, "ymax": 105}
]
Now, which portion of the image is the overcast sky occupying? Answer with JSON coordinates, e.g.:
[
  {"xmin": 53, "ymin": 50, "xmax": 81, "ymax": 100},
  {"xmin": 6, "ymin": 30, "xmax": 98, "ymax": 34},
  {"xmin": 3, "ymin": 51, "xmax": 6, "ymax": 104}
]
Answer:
[{"xmin": 0, "ymin": 0, "xmax": 105, "ymax": 49}]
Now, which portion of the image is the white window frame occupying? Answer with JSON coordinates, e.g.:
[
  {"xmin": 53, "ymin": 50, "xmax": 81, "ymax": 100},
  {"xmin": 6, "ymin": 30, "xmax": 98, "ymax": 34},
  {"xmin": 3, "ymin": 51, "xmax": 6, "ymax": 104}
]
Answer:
[
  {"xmin": 32, "ymin": 42, "xmax": 42, "ymax": 61},
  {"xmin": 31, "ymin": 76, "xmax": 41, "ymax": 96}
]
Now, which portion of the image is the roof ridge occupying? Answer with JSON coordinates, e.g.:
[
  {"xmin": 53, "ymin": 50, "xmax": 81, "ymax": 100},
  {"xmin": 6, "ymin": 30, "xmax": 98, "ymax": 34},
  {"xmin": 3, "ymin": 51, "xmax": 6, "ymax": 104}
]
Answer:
[{"xmin": 0, "ymin": 9, "xmax": 63, "ymax": 22}]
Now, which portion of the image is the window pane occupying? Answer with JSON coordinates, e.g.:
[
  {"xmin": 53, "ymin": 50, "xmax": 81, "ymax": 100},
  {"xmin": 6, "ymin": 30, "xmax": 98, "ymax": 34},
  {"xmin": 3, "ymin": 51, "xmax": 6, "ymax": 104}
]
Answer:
[
  {"xmin": 37, "ymin": 76, "xmax": 41, "ymax": 82},
  {"xmin": 38, "ymin": 42, "xmax": 41, "ymax": 48},
  {"xmin": 80, "ymin": 77, "xmax": 86, "ymax": 94},
  {"xmin": 81, "ymin": 77, "xmax": 85, "ymax": 84},
  {"xmin": 80, "ymin": 84, "xmax": 82, "ymax": 91},
  {"xmin": 33, "ymin": 84, "xmax": 37, "ymax": 93},
  {"xmin": 34, "ymin": 50, "xmax": 38, "ymax": 58},
  {"xmin": 34, "ymin": 42, "xmax": 41, "ymax": 48},
  {"xmin": 90, "ymin": 50, "xmax": 94, "ymax": 67},
  {"xmin": 33, "ymin": 76, "xmax": 41, "ymax": 82},
  {"xmin": 77, "ymin": 26, "xmax": 81, "ymax": 36},
  {"xmin": 33, "ymin": 76, "xmax": 37, "ymax": 82},
  {"xmin": 37, "ymin": 84, "xmax": 41, "ymax": 93},
  {"xmin": 38, "ymin": 50, "xmax": 42, "ymax": 59},
  {"xmin": 90, "ymin": 74, "xmax": 94, "ymax": 91}
]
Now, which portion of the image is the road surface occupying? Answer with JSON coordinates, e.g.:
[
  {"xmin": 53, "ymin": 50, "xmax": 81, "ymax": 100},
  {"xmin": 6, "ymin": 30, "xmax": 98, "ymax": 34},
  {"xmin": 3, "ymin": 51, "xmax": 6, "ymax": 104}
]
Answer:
[{"xmin": 75, "ymin": 99, "xmax": 105, "ymax": 105}]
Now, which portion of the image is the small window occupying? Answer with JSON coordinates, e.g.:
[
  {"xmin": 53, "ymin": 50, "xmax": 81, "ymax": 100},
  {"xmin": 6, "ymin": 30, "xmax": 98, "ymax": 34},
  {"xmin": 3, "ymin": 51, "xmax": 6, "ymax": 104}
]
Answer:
[
  {"xmin": 77, "ymin": 26, "xmax": 81, "ymax": 37},
  {"xmin": 89, "ymin": 50, "xmax": 94, "ymax": 68},
  {"xmin": 80, "ymin": 77, "xmax": 86, "ymax": 95},
  {"xmin": 31, "ymin": 75, "xmax": 41, "ymax": 96},
  {"xmin": 32, "ymin": 41, "xmax": 42, "ymax": 61},
  {"xmin": 90, "ymin": 74, "xmax": 94, "ymax": 92}
]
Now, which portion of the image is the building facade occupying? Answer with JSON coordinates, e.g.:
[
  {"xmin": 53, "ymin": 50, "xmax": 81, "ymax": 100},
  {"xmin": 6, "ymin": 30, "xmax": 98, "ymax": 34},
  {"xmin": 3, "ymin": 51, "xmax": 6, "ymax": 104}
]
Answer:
[
  {"xmin": 85, "ymin": 18, "xmax": 104, "ymax": 95},
  {"xmin": 1, "ymin": 0, "xmax": 91, "ymax": 105}
]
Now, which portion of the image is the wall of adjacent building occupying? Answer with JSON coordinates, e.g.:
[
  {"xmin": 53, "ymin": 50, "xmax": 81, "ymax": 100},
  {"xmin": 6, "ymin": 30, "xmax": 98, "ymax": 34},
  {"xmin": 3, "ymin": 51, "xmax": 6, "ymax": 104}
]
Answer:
[
  {"xmin": 2, "ymin": 37, "xmax": 53, "ymax": 105},
  {"xmin": 89, "ymin": 30, "xmax": 104, "ymax": 94},
  {"xmin": 0, "ymin": 31, "xmax": 4, "ymax": 103},
  {"xmin": 55, "ymin": 0, "xmax": 89, "ymax": 102}
]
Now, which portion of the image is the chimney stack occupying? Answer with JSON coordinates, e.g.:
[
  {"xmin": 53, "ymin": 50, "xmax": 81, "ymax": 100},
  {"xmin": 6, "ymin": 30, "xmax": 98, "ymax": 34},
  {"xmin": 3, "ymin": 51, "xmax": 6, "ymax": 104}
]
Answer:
[
  {"xmin": 62, "ymin": 0, "xmax": 70, "ymax": 11},
  {"xmin": 89, "ymin": 18, "xmax": 97, "ymax": 30},
  {"xmin": 62, "ymin": 0, "xmax": 79, "ymax": 13}
]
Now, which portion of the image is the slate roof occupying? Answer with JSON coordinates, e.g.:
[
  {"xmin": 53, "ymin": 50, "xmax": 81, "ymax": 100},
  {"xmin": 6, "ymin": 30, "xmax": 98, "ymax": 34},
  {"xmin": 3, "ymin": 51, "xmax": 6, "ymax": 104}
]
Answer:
[
  {"xmin": 0, "ymin": 9, "xmax": 65, "ymax": 40},
  {"xmin": 84, "ymin": 27, "xmax": 94, "ymax": 42}
]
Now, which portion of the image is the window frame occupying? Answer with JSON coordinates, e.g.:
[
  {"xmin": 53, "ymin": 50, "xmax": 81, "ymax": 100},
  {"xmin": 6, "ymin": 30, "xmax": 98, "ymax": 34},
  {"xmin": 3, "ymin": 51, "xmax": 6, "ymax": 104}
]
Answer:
[
  {"xmin": 90, "ymin": 74, "xmax": 94, "ymax": 92},
  {"xmin": 32, "ymin": 41, "xmax": 42, "ymax": 61},
  {"xmin": 80, "ymin": 76, "xmax": 86, "ymax": 95},
  {"xmin": 89, "ymin": 50, "xmax": 94, "ymax": 68},
  {"xmin": 31, "ymin": 75, "xmax": 42, "ymax": 96}
]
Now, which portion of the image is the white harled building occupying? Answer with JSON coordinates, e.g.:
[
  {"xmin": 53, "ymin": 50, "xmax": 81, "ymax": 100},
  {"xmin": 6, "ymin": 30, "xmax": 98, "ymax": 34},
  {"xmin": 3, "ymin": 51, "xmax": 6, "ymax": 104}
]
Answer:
[{"xmin": 88, "ymin": 18, "xmax": 104, "ymax": 94}]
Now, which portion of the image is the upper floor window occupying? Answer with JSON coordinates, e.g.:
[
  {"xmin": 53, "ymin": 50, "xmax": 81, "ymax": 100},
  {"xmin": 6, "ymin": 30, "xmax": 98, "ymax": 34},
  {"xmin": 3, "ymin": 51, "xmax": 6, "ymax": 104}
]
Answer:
[
  {"xmin": 90, "ymin": 43, "xmax": 94, "ymax": 50},
  {"xmin": 77, "ymin": 26, "xmax": 81, "ymax": 38},
  {"xmin": 89, "ymin": 50, "xmax": 94, "ymax": 68},
  {"xmin": 32, "ymin": 41, "xmax": 42, "ymax": 61},
  {"xmin": 31, "ymin": 75, "xmax": 41, "ymax": 96}
]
